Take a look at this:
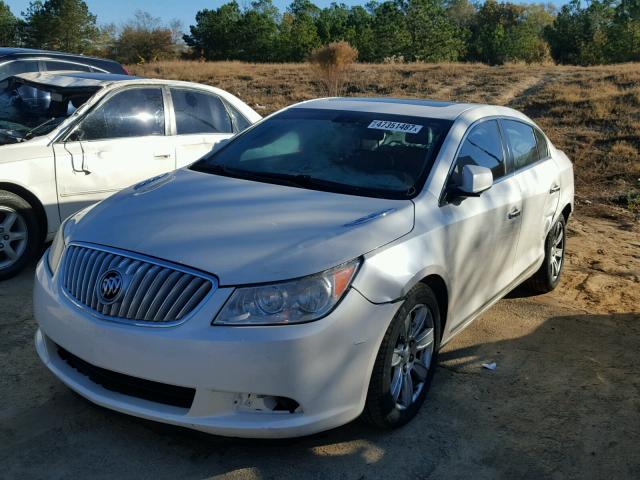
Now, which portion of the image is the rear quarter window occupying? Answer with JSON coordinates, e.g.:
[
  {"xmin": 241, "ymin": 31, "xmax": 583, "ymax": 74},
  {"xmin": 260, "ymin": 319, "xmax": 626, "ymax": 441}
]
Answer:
[
  {"xmin": 535, "ymin": 128, "xmax": 549, "ymax": 159},
  {"xmin": 502, "ymin": 119, "xmax": 539, "ymax": 170}
]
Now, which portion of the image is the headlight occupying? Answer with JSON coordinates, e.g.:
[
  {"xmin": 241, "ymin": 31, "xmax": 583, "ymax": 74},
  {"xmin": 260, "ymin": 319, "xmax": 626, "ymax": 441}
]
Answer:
[
  {"xmin": 47, "ymin": 221, "xmax": 66, "ymax": 274},
  {"xmin": 214, "ymin": 258, "xmax": 361, "ymax": 325},
  {"xmin": 47, "ymin": 205, "xmax": 95, "ymax": 274}
]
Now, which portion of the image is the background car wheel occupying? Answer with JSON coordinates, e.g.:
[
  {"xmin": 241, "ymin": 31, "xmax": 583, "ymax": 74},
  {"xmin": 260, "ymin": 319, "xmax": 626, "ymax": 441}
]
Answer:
[
  {"xmin": 526, "ymin": 215, "xmax": 566, "ymax": 294},
  {"xmin": 0, "ymin": 190, "xmax": 41, "ymax": 281},
  {"xmin": 362, "ymin": 283, "xmax": 441, "ymax": 429}
]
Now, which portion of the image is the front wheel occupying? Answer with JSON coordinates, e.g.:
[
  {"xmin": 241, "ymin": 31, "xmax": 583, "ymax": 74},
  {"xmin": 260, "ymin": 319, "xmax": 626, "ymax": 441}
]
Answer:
[
  {"xmin": 362, "ymin": 283, "xmax": 441, "ymax": 429},
  {"xmin": 526, "ymin": 215, "xmax": 566, "ymax": 294},
  {"xmin": 0, "ymin": 190, "xmax": 40, "ymax": 281}
]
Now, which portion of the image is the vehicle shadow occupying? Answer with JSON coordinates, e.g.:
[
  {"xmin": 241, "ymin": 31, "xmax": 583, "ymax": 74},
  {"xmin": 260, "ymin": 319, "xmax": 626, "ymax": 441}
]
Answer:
[
  {"xmin": 14, "ymin": 310, "xmax": 637, "ymax": 479},
  {"xmin": 3, "ymin": 262, "xmax": 639, "ymax": 479}
]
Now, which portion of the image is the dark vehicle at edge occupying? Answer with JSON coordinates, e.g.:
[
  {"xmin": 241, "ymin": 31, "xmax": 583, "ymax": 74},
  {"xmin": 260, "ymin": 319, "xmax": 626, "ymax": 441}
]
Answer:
[{"xmin": 0, "ymin": 48, "xmax": 127, "ymax": 82}]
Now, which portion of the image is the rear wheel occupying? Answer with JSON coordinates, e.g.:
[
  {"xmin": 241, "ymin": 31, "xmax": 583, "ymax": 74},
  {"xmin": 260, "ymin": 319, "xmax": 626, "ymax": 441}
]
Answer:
[
  {"xmin": 0, "ymin": 190, "xmax": 40, "ymax": 281},
  {"xmin": 526, "ymin": 215, "xmax": 566, "ymax": 294},
  {"xmin": 362, "ymin": 283, "xmax": 441, "ymax": 429}
]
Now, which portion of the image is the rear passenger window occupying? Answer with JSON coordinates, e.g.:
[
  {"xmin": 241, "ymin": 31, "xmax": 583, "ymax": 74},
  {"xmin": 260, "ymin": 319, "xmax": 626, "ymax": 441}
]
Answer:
[
  {"xmin": 43, "ymin": 60, "xmax": 92, "ymax": 72},
  {"xmin": 534, "ymin": 128, "xmax": 549, "ymax": 159},
  {"xmin": 451, "ymin": 120, "xmax": 506, "ymax": 184},
  {"xmin": 170, "ymin": 89, "xmax": 233, "ymax": 135},
  {"xmin": 503, "ymin": 120, "xmax": 539, "ymax": 170}
]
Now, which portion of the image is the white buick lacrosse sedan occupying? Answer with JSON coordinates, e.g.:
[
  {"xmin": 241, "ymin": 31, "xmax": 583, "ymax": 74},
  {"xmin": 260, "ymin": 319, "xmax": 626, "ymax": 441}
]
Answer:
[{"xmin": 34, "ymin": 98, "xmax": 574, "ymax": 438}]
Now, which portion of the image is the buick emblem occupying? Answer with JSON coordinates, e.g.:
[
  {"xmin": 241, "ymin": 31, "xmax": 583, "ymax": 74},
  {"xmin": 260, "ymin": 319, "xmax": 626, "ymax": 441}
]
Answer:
[{"xmin": 97, "ymin": 270, "xmax": 124, "ymax": 305}]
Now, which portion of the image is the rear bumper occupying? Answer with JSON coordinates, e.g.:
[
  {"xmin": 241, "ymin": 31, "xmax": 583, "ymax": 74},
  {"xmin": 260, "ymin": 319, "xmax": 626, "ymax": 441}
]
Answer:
[{"xmin": 34, "ymin": 257, "xmax": 399, "ymax": 438}]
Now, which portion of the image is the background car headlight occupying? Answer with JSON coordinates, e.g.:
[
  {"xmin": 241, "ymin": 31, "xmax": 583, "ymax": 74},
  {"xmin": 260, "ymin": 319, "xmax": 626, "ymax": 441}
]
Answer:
[
  {"xmin": 47, "ymin": 221, "xmax": 66, "ymax": 274},
  {"xmin": 214, "ymin": 258, "xmax": 361, "ymax": 325}
]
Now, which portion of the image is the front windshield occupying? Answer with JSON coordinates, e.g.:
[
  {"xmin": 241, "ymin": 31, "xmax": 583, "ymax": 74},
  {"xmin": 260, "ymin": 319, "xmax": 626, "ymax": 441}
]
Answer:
[
  {"xmin": 0, "ymin": 83, "xmax": 90, "ymax": 140},
  {"xmin": 192, "ymin": 108, "xmax": 452, "ymax": 199}
]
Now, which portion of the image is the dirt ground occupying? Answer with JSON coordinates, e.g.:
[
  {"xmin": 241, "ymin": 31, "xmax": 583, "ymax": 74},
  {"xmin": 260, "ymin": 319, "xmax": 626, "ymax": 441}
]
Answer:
[{"xmin": 1, "ymin": 208, "xmax": 638, "ymax": 479}]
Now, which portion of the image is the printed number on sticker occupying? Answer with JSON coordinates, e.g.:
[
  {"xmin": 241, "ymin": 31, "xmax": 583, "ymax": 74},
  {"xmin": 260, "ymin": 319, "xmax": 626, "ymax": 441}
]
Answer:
[{"xmin": 368, "ymin": 120, "xmax": 423, "ymax": 134}]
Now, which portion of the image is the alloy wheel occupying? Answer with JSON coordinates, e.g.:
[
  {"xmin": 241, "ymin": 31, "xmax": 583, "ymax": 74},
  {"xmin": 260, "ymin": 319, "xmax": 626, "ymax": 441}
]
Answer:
[
  {"xmin": 549, "ymin": 220, "xmax": 564, "ymax": 280},
  {"xmin": 390, "ymin": 304, "xmax": 435, "ymax": 410},
  {"xmin": 0, "ymin": 207, "xmax": 29, "ymax": 270}
]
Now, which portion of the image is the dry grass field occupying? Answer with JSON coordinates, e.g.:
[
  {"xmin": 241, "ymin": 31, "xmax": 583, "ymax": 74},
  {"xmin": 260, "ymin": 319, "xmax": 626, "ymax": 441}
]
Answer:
[{"xmin": 130, "ymin": 61, "xmax": 640, "ymax": 211}]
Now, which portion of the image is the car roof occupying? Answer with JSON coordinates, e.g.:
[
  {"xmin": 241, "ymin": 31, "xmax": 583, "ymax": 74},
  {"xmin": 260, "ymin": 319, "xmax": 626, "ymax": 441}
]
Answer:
[
  {"xmin": 292, "ymin": 97, "xmax": 481, "ymax": 120},
  {"xmin": 0, "ymin": 47, "xmax": 114, "ymax": 63}
]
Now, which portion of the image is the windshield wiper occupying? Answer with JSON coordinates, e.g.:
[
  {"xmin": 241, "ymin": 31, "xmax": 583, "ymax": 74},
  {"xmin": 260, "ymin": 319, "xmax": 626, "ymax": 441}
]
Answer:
[{"xmin": 24, "ymin": 117, "xmax": 63, "ymax": 139}]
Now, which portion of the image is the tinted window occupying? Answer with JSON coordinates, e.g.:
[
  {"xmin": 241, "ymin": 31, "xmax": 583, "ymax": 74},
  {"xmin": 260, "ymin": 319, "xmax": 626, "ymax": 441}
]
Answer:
[
  {"xmin": 0, "ymin": 60, "xmax": 39, "ymax": 80},
  {"xmin": 192, "ymin": 108, "xmax": 452, "ymax": 199},
  {"xmin": 79, "ymin": 88, "xmax": 164, "ymax": 141},
  {"xmin": 227, "ymin": 103, "xmax": 251, "ymax": 132},
  {"xmin": 171, "ymin": 89, "xmax": 233, "ymax": 135},
  {"xmin": 503, "ymin": 120, "xmax": 538, "ymax": 170},
  {"xmin": 43, "ymin": 60, "xmax": 92, "ymax": 72},
  {"xmin": 535, "ymin": 128, "xmax": 549, "ymax": 159},
  {"xmin": 451, "ymin": 120, "xmax": 505, "ymax": 184}
]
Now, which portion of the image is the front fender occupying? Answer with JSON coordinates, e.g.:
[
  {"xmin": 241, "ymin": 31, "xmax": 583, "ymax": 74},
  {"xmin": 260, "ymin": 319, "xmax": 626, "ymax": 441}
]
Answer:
[{"xmin": 352, "ymin": 232, "xmax": 450, "ymax": 305}]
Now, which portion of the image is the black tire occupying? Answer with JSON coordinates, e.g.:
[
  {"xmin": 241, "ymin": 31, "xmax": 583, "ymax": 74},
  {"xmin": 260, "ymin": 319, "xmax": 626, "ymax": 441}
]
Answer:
[
  {"xmin": 362, "ymin": 283, "xmax": 441, "ymax": 429},
  {"xmin": 0, "ymin": 190, "xmax": 41, "ymax": 281},
  {"xmin": 526, "ymin": 215, "xmax": 566, "ymax": 294}
]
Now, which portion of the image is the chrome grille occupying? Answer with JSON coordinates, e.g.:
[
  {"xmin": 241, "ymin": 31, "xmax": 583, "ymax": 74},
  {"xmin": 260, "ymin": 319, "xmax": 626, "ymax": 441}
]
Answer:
[{"xmin": 61, "ymin": 244, "xmax": 215, "ymax": 325}]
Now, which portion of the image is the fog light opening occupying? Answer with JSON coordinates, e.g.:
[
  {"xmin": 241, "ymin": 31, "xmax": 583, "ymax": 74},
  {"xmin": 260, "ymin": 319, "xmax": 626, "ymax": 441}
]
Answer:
[
  {"xmin": 236, "ymin": 393, "xmax": 301, "ymax": 414},
  {"xmin": 273, "ymin": 396, "xmax": 300, "ymax": 413}
]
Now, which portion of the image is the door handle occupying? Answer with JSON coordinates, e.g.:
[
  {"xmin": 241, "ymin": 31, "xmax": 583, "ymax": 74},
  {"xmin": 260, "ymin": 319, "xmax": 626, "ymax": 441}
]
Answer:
[
  {"xmin": 153, "ymin": 153, "xmax": 172, "ymax": 159},
  {"xmin": 549, "ymin": 184, "xmax": 560, "ymax": 194},
  {"xmin": 508, "ymin": 208, "xmax": 521, "ymax": 219}
]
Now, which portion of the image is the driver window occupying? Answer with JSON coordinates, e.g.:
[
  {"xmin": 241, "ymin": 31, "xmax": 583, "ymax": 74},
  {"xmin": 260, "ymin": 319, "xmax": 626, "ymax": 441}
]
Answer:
[
  {"xmin": 450, "ymin": 120, "xmax": 505, "ymax": 185},
  {"xmin": 77, "ymin": 88, "xmax": 165, "ymax": 141}
]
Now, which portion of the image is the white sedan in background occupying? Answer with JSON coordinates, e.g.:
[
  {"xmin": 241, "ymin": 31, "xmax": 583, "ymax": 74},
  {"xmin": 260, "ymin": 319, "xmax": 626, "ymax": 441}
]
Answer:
[
  {"xmin": 34, "ymin": 98, "xmax": 574, "ymax": 438},
  {"xmin": 0, "ymin": 72, "xmax": 260, "ymax": 279}
]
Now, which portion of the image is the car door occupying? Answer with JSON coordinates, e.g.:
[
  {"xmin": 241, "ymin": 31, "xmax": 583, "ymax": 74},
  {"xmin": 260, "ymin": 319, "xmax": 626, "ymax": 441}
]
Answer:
[
  {"xmin": 169, "ymin": 88, "xmax": 238, "ymax": 166},
  {"xmin": 52, "ymin": 86, "xmax": 176, "ymax": 220},
  {"xmin": 501, "ymin": 119, "xmax": 560, "ymax": 278},
  {"xmin": 439, "ymin": 120, "xmax": 523, "ymax": 329}
]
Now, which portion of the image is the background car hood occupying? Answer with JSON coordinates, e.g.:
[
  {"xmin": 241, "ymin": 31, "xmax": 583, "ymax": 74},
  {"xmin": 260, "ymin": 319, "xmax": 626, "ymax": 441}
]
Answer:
[{"xmin": 70, "ymin": 169, "xmax": 415, "ymax": 285}]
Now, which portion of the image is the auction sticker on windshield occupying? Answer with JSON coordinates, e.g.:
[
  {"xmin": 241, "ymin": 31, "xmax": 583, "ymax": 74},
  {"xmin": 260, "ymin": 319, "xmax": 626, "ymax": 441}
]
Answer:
[{"xmin": 368, "ymin": 120, "xmax": 423, "ymax": 134}]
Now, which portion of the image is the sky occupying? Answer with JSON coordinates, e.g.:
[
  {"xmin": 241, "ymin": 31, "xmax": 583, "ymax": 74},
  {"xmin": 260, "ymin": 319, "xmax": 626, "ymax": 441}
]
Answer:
[{"xmin": 5, "ymin": 0, "xmax": 567, "ymax": 30}]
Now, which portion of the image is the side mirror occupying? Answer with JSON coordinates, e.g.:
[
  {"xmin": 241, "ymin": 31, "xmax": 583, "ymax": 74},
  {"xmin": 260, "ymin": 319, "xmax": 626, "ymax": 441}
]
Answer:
[{"xmin": 458, "ymin": 164, "xmax": 493, "ymax": 196}]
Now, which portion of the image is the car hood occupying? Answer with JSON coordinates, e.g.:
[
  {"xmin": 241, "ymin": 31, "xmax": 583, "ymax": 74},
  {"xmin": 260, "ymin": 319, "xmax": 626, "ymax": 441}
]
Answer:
[{"xmin": 69, "ymin": 169, "xmax": 415, "ymax": 285}]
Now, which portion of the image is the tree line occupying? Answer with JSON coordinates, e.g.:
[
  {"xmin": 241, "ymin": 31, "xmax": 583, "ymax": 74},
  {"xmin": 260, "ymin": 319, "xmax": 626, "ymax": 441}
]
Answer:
[{"xmin": 0, "ymin": 0, "xmax": 638, "ymax": 65}]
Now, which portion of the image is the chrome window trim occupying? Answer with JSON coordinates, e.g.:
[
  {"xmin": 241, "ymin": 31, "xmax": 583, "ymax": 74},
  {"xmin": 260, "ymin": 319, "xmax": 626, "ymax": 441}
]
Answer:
[{"xmin": 59, "ymin": 241, "xmax": 219, "ymax": 328}]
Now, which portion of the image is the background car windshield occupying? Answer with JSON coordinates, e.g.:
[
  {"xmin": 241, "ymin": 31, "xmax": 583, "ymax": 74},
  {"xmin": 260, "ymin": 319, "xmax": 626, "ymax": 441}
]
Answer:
[
  {"xmin": 193, "ymin": 108, "xmax": 452, "ymax": 199},
  {"xmin": 0, "ymin": 83, "xmax": 89, "ymax": 137}
]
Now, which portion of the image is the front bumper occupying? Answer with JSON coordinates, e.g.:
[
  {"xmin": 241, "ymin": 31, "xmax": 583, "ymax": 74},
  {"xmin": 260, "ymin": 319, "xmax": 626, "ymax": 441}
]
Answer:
[{"xmin": 34, "ymin": 257, "xmax": 399, "ymax": 438}]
